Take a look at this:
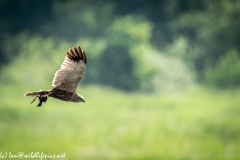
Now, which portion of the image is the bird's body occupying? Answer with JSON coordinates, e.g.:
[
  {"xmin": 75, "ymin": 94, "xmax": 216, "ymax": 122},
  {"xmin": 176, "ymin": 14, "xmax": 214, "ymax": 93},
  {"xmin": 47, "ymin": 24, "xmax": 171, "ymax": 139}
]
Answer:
[{"xmin": 24, "ymin": 45, "xmax": 87, "ymax": 107}]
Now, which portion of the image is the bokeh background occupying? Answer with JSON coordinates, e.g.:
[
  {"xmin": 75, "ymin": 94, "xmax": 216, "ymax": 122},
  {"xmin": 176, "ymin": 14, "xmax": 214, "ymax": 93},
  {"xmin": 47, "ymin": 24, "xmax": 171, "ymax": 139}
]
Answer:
[{"xmin": 0, "ymin": 0, "xmax": 240, "ymax": 159}]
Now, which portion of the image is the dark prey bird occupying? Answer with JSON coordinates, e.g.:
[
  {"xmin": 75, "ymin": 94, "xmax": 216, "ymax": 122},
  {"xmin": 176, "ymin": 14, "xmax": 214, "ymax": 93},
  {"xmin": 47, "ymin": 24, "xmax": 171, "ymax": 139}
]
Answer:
[{"xmin": 24, "ymin": 45, "xmax": 87, "ymax": 107}]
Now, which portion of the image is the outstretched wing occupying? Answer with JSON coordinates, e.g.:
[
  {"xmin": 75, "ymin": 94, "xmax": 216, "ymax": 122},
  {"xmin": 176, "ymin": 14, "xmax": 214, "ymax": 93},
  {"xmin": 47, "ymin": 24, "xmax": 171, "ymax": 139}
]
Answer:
[{"xmin": 52, "ymin": 45, "xmax": 87, "ymax": 93}]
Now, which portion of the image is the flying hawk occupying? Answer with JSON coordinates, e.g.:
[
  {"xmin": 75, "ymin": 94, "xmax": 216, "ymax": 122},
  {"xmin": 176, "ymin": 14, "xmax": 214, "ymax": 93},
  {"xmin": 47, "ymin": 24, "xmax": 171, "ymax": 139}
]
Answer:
[{"xmin": 24, "ymin": 45, "xmax": 87, "ymax": 107}]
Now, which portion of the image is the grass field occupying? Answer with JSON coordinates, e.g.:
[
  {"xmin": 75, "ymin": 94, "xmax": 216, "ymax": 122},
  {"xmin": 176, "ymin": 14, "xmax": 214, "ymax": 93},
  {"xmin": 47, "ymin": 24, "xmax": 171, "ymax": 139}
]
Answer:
[{"xmin": 0, "ymin": 85, "xmax": 240, "ymax": 159}]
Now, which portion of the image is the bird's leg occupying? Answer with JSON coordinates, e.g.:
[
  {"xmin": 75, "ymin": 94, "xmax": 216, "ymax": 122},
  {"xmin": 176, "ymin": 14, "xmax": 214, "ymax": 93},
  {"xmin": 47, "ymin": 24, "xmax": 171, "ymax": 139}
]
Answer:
[
  {"xmin": 36, "ymin": 92, "xmax": 44, "ymax": 107},
  {"xmin": 37, "ymin": 98, "xmax": 42, "ymax": 107},
  {"xmin": 36, "ymin": 92, "xmax": 48, "ymax": 107}
]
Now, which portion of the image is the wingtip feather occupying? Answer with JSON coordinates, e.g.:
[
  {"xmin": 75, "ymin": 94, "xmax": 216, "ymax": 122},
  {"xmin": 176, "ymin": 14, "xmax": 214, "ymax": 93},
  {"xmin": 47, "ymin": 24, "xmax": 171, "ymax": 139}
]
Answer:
[
  {"xmin": 65, "ymin": 45, "xmax": 87, "ymax": 64},
  {"xmin": 82, "ymin": 50, "xmax": 87, "ymax": 64},
  {"xmin": 66, "ymin": 52, "xmax": 73, "ymax": 60}
]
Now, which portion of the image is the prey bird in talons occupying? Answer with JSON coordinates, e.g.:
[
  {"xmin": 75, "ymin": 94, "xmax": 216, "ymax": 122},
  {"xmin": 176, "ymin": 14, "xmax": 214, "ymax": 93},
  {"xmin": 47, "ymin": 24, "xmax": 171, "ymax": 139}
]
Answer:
[{"xmin": 24, "ymin": 45, "xmax": 87, "ymax": 107}]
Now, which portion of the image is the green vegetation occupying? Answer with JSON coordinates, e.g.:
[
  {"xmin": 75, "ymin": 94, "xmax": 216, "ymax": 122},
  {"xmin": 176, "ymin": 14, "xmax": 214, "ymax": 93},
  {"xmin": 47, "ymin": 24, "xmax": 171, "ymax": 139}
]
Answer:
[
  {"xmin": 0, "ymin": 85, "xmax": 240, "ymax": 159},
  {"xmin": 1, "ymin": 0, "xmax": 240, "ymax": 90}
]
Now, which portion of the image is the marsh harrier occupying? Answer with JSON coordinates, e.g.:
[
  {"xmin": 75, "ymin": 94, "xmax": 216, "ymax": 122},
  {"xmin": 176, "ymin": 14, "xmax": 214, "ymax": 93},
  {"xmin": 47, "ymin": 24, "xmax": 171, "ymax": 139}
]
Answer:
[{"xmin": 24, "ymin": 45, "xmax": 87, "ymax": 107}]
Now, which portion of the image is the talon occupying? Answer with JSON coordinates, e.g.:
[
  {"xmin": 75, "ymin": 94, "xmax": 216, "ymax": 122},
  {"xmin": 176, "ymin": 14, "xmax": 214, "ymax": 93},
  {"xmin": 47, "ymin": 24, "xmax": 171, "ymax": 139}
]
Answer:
[{"xmin": 36, "ymin": 102, "xmax": 42, "ymax": 107}]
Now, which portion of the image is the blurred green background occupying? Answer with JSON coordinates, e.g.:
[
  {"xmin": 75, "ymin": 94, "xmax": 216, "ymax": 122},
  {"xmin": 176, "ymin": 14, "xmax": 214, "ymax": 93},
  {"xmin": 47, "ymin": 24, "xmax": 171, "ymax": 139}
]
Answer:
[{"xmin": 0, "ymin": 0, "xmax": 240, "ymax": 159}]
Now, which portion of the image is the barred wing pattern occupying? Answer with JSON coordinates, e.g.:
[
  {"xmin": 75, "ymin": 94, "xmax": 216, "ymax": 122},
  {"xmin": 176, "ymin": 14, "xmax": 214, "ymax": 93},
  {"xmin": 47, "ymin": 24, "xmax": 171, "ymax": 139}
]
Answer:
[{"xmin": 52, "ymin": 45, "xmax": 87, "ymax": 93}]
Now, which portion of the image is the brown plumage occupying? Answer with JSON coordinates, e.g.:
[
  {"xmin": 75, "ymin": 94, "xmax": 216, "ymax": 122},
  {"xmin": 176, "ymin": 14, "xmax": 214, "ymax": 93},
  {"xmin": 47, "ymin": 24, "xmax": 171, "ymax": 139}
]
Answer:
[{"xmin": 24, "ymin": 45, "xmax": 87, "ymax": 107}]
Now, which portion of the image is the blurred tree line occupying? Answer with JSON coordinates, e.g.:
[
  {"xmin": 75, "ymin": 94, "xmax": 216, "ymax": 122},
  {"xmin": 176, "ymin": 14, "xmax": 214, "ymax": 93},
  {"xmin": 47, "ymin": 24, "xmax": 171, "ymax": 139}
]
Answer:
[{"xmin": 0, "ymin": 0, "xmax": 240, "ymax": 91}]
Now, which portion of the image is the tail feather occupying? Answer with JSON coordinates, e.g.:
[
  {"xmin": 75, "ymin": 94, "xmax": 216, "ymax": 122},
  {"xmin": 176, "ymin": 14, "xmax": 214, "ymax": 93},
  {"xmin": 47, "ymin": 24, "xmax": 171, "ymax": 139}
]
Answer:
[{"xmin": 24, "ymin": 90, "xmax": 50, "ymax": 96}]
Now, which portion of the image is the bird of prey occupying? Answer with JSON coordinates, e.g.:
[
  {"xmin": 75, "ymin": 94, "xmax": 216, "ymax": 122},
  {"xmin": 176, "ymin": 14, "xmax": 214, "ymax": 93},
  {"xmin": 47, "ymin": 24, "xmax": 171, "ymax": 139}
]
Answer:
[{"xmin": 24, "ymin": 45, "xmax": 87, "ymax": 107}]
